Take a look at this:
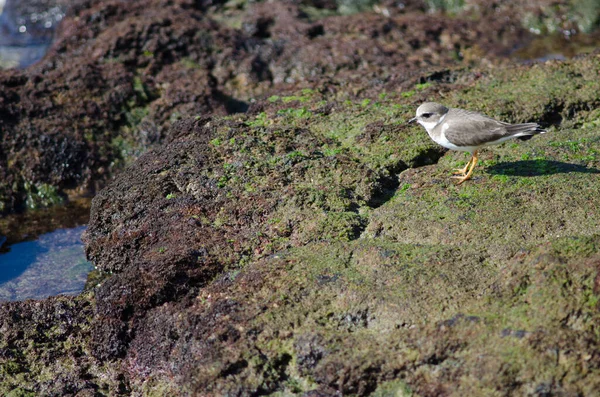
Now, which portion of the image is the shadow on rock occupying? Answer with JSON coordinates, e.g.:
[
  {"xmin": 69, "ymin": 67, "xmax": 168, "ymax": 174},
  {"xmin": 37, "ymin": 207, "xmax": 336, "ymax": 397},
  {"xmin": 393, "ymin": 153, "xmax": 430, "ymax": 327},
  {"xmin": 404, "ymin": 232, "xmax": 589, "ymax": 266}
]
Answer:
[{"xmin": 487, "ymin": 160, "xmax": 600, "ymax": 176}]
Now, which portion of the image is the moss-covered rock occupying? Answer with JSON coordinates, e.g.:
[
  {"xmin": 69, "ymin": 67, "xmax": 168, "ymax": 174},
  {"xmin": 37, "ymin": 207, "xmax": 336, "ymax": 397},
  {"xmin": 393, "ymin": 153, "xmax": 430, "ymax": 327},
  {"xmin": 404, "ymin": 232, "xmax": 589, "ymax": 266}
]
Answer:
[
  {"xmin": 77, "ymin": 51, "xmax": 600, "ymax": 394},
  {"xmin": 3, "ymin": 0, "xmax": 600, "ymax": 395}
]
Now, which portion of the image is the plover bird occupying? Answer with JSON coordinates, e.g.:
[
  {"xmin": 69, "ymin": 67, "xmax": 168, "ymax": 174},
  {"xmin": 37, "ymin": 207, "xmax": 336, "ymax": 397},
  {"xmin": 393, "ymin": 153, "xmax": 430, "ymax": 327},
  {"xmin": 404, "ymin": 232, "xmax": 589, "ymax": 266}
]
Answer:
[{"xmin": 409, "ymin": 102, "xmax": 546, "ymax": 184}]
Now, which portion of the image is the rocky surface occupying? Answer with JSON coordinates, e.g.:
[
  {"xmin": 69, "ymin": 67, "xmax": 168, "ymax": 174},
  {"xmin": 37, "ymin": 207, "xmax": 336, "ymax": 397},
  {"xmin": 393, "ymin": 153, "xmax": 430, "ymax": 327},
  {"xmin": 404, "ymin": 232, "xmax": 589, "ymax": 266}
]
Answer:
[
  {"xmin": 2, "ymin": 0, "xmax": 600, "ymax": 395},
  {"xmin": 3, "ymin": 0, "xmax": 596, "ymax": 213}
]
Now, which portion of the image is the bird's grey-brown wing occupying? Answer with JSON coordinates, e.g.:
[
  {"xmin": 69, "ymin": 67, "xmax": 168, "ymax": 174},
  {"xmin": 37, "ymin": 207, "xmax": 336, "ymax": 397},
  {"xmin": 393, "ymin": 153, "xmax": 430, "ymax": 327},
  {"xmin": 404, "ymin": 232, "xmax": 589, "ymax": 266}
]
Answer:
[{"xmin": 443, "ymin": 108, "xmax": 510, "ymax": 147}]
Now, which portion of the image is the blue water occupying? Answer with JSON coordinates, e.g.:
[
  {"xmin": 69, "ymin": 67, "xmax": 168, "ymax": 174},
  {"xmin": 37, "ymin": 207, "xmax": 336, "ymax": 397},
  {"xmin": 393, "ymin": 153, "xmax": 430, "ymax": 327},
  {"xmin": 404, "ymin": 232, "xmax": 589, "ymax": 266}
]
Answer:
[
  {"xmin": 0, "ymin": 0, "xmax": 65, "ymax": 69},
  {"xmin": 0, "ymin": 225, "xmax": 92, "ymax": 301},
  {"xmin": 0, "ymin": 2, "xmax": 86, "ymax": 299}
]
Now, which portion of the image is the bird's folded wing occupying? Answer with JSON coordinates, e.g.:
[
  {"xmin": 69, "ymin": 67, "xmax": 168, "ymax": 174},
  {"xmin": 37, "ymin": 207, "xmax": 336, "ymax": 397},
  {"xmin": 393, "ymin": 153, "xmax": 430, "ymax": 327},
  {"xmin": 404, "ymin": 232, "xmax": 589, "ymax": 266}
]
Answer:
[{"xmin": 444, "ymin": 109, "xmax": 510, "ymax": 147}]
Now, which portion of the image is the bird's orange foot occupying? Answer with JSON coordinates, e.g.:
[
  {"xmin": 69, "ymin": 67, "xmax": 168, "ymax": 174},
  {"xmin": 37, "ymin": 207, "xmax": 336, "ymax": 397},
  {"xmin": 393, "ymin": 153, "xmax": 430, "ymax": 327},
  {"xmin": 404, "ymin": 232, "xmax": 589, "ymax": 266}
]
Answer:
[
  {"xmin": 452, "ymin": 158, "xmax": 473, "ymax": 176},
  {"xmin": 451, "ymin": 174, "xmax": 472, "ymax": 185},
  {"xmin": 450, "ymin": 151, "xmax": 478, "ymax": 185},
  {"xmin": 452, "ymin": 165, "xmax": 470, "ymax": 176}
]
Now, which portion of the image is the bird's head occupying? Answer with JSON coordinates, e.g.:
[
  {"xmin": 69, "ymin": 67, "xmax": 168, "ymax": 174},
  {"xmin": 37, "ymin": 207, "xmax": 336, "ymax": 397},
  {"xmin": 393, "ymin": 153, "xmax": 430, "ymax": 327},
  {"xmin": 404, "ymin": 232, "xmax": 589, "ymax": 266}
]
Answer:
[{"xmin": 408, "ymin": 102, "xmax": 449, "ymax": 128}]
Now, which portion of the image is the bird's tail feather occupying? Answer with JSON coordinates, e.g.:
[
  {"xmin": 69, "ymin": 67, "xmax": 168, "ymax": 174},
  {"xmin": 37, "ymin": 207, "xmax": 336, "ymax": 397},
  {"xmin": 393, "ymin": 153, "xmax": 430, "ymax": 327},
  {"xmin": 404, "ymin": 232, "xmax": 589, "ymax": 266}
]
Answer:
[{"xmin": 506, "ymin": 123, "xmax": 546, "ymax": 135}]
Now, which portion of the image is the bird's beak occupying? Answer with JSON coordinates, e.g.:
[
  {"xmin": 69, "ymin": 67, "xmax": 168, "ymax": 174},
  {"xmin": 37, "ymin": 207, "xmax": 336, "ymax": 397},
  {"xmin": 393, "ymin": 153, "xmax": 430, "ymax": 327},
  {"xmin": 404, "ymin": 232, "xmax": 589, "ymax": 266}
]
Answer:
[{"xmin": 408, "ymin": 117, "xmax": 417, "ymax": 124}]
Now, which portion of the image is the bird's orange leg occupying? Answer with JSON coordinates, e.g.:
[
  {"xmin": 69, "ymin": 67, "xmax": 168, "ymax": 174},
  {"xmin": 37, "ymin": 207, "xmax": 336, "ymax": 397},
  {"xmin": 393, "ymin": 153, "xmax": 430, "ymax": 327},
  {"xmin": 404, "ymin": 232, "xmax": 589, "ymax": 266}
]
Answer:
[
  {"xmin": 451, "ymin": 151, "xmax": 478, "ymax": 184},
  {"xmin": 452, "ymin": 156, "xmax": 473, "ymax": 176}
]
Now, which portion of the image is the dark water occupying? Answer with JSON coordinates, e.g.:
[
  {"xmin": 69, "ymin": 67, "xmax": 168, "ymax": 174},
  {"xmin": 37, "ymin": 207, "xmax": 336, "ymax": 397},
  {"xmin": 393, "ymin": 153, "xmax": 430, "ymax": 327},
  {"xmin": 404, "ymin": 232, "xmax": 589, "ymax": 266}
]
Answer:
[
  {"xmin": 0, "ymin": 199, "xmax": 92, "ymax": 301},
  {"xmin": 0, "ymin": 0, "xmax": 65, "ymax": 69}
]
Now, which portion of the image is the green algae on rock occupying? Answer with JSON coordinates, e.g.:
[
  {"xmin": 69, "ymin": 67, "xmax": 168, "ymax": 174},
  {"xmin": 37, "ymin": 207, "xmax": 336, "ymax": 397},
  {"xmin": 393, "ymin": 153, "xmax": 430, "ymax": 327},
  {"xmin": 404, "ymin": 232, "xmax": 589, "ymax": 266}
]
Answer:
[
  {"xmin": 80, "ymin": 54, "xmax": 600, "ymax": 392},
  {"xmin": 5, "ymin": 48, "xmax": 600, "ymax": 393}
]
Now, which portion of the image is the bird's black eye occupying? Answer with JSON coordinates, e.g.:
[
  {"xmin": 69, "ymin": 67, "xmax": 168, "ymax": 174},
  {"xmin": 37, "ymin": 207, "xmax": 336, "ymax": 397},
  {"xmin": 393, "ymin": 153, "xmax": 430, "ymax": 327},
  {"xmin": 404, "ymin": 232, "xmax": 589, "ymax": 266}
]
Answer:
[{"xmin": 422, "ymin": 113, "xmax": 432, "ymax": 118}]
